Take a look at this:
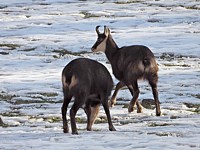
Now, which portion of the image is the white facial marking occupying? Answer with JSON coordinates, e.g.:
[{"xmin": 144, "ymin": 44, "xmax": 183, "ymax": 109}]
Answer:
[{"xmin": 94, "ymin": 37, "xmax": 108, "ymax": 52}]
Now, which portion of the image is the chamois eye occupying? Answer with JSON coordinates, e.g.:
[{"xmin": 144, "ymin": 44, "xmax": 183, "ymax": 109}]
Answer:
[
  {"xmin": 97, "ymin": 38, "xmax": 103, "ymax": 44},
  {"xmin": 98, "ymin": 37, "xmax": 103, "ymax": 41}
]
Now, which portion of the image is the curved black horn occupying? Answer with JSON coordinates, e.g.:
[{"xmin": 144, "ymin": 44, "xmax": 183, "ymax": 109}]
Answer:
[
  {"xmin": 96, "ymin": 25, "xmax": 101, "ymax": 34},
  {"xmin": 104, "ymin": 26, "xmax": 107, "ymax": 33},
  {"xmin": 104, "ymin": 25, "xmax": 110, "ymax": 36}
]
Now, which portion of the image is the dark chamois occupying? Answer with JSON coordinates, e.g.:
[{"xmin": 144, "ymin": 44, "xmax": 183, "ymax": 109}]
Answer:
[
  {"xmin": 91, "ymin": 26, "xmax": 161, "ymax": 116},
  {"xmin": 0, "ymin": 117, "xmax": 3, "ymax": 125},
  {"xmin": 61, "ymin": 58, "xmax": 116, "ymax": 134}
]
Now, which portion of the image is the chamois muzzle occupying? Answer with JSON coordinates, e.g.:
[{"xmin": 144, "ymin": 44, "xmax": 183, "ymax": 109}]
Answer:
[{"xmin": 91, "ymin": 47, "xmax": 95, "ymax": 52}]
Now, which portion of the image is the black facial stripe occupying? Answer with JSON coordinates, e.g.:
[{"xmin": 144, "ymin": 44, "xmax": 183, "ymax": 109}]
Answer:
[{"xmin": 92, "ymin": 34, "xmax": 106, "ymax": 49}]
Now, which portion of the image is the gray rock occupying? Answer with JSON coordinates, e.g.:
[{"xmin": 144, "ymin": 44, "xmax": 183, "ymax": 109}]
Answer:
[{"xmin": 141, "ymin": 99, "xmax": 156, "ymax": 109}]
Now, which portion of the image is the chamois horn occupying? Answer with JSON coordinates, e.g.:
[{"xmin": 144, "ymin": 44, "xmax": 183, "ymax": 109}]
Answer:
[{"xmin": 96, "ymin": 25, "xmax": 101, "ymax": 34}]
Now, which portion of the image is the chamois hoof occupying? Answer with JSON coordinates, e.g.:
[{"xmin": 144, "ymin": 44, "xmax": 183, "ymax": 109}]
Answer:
[
  {"xmin": 63, "ymin": 128, "xmax": 69, "ymax": 133},
  {"xmin": 86, "ymin": 127, "xmax": 92, "ymax": 131},
  {"xmin": 128, "ymin": 105, "xmax": 135, "ymax": 113},
  {"xmin": 128, "ymin": 107, "xmax": 133, "ymax": 113},
  {"xmin": 108, "ymin": 100, "xmax": 115, "ymax": 107},
  {"xmin": 137, "ymin": 107, "xmax": 143, "ymax": 113},
  {"xmin": 109, "ymin": 126, "xmax": 116, "ymax": 131},
  {"xmin": 156, "ymin": 112, "xmax": 161, "ymax": 116},
  {"xmin": 72, "ymin": 131, "xmax": 78, "ymax": 135}
]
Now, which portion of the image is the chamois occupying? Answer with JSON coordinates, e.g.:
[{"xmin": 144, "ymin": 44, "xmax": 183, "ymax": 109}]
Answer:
[
  {"xmin": 91, "ymin": 26, "xmax": 161, "ymax": 116},
  {"xmin": 0, "ymin": 117, "xmax": 3, "ymax": 125},
  {"xmin": 61, "ymin": 58, "xmax": 116, "ymax": 134}
]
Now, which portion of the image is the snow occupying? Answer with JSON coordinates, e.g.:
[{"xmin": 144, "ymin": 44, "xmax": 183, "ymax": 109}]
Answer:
[{"xmin": 0, "ymin": 0, "xmax": 200, "ymax": 149}]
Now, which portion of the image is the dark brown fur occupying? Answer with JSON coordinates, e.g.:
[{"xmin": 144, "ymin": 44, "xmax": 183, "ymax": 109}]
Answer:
[
  {"xmin": 91, "ymin": 26, "xmax": 161, "ymax": 116},
  {"xmin": 61, "ymin": 58, "xmax": 116, "ymax": 134}
]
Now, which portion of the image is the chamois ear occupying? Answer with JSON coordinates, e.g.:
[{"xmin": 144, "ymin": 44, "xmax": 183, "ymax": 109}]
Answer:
[
  {"xmin": 96, "ymin": 25, "xmax": 101, "ymax": 34},
  {"xmin": 104, "ymin": 26, "xmax": 110, "ymax": 37}
]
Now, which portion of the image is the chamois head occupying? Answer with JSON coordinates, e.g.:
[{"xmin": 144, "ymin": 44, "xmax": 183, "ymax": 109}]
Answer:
[{"xmin": 91, "ymin": 26, "xmax": 110, "ymax": 52}]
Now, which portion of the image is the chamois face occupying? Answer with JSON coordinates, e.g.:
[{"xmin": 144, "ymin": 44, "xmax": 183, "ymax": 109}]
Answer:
[
  {"xmin": 91, "ymin": 26, "xmax": 110, "ymax": 52},
  {"xmin": 91, "ymin": 33, "xmax": 107, "ymax": 52}
]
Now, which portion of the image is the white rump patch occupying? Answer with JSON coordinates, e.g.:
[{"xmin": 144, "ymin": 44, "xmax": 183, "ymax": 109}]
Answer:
[
  {"xmin": 62, "ymin": 75, "xmax": 68, "ymax": 87},
  {"xmin": 138, "ymin": 61, "xmax": 145, "ymax": 71},
  {"xmin": 69, "ymin": 75, "xmax": 78, "ymax": 89},
  {"xmin": 62, "ymin": 75, "xmax": 78, "ymax": 90}
]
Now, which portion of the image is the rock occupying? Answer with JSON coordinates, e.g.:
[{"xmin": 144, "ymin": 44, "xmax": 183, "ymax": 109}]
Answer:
[{"xmin": 141, "ymin": 99, "xmax": 155, "ymax": 109}]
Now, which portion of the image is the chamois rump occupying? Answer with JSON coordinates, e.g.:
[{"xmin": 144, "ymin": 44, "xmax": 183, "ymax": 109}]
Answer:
[
  {"xmin": 91, "ymin": 26, "xmax": 161, "ymax": 116},
  {"xmin": 61, "ymin": 58, "xmax": 116, "ymax": 134}
]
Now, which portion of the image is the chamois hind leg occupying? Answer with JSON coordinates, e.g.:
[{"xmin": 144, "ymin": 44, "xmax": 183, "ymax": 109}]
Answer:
[
  {"xmin": 128, "ymin": 87, "xmax": 143, "ymax": 113},
  {"xmin": 109, "ymin": 81, "xmax": 125, "ymax": 107},
  {"xmin": 101, "ymin": 94, "xmax": 116, "ymax": 131},
  {"xmin": 61, "ymin": 91, "xmax": 72, "ymax": 133},
  {"xmin": 128, "ymin": 81, "xmax": 142, "ymax": 113},
  {"xmin": 70, "ymin": 95, "xmax": 86, "ymax": 135},
  {"xmin": 148, "ymin": 74, "xmax": 161, "ymax": 116}
]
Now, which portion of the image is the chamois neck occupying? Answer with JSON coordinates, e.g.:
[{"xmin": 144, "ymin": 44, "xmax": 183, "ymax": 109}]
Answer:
[{"xmin": 105, "ymin": 35, "xmax": 119, "ymax": 61}]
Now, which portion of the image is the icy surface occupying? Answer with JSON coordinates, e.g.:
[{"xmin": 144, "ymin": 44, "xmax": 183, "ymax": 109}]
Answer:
[{"xmin": 0, "ymin": 0, "xmax": 200, "ymax": 149}]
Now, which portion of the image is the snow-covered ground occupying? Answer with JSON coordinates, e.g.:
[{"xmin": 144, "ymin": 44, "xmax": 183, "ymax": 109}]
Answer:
[{"xmin": 0, "ymin": 0, "xmax": 200, "ymax": 149}]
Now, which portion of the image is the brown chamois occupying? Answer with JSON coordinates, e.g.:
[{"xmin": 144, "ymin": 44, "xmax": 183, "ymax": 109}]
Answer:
[
  {"xmin": 91, "ymin": 26, "xmax": 161, "ymax": 116},
  {"xmin": 0, "ymin": 117, "xmax": 3, "ymax": 125},
  {"xmin": 61, "ymin": 58, "xmax": 116, "ymax": 134}
]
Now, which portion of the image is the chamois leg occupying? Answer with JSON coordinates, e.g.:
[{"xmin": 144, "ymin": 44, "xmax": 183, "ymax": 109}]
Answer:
[
  {"xmin": 70, "ymin": 96, "xmax": 86, "ymax": 135},
  {"xmin": 128, "ymin": 87, "xmax": 143, "ymax": 113},
  {"xmin": 61, "ymin": 91, "xmax": 72, "ymax": 133},
  {"xmin": 84, "ymin": 103, "xmax": 91, "ymax": 131},
  {"xmin": 149, "ymin": 80, "xmax": 161, "ymax": 116},
  {"xmin": 101, "ymin": 95, "xmax": 116, "ymax": 131},
  {"xmin": 109, "ymin": 81, "xmax": 125, "ymax": 107},
  {"xmin": 128, "ymin": 81, "xmax": 142, "ymax": 113},
  {"xmin": 84, "ymin": 102, "xmax": 100, "ymax": 131},
  {"xmin": 147, "ymin": 72, "xmax": 161, "ymax": 116},
  {"xmin": 136, "ymin": 100, "xmax": 143, "ymax": 113}
]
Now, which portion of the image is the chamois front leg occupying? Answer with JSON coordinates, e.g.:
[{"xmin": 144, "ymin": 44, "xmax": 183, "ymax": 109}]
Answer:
[
  {"xmin": 84, "ymin": 102, "xmax": 100, "ymax": 131},
  {"xmin": 109, "ymin": 81, "xmax": 125, "ymax": 107},
  {"xmin": 136, "ymin": 101, "xmax": 143, "ymax": 113},
  {"xmin": 102, "ymin": 100, "xmax": 116, "ymax": 131}
]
